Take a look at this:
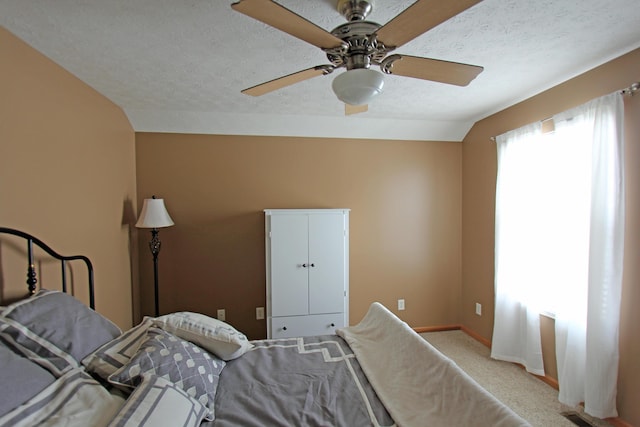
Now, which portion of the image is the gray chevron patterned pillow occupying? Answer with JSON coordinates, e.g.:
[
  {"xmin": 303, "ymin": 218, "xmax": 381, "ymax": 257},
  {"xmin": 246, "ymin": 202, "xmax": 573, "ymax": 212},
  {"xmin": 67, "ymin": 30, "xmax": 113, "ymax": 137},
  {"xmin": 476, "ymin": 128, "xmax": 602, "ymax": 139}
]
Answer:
[{"xmin": 108, "ymin": 327, "xmax": 225, "ymax": 420}]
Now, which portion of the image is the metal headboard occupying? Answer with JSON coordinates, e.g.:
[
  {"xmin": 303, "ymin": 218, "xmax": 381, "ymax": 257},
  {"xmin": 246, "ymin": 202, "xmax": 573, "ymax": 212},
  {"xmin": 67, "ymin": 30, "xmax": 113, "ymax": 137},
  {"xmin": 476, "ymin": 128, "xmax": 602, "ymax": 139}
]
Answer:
[{"xmin": 0, "ymin": 227, "xmax": 95, "ymax": 309}]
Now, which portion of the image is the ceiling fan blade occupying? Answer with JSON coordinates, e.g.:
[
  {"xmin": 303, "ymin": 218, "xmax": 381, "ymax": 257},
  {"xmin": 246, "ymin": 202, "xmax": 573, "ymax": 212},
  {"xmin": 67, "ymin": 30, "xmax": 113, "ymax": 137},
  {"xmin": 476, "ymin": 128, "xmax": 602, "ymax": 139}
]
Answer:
[
  {"xmin": 375, "ymin": 0, "xmax": 482, "ymax": 49},
  {"xmin": 345, "ymin": 104, "xmax": 368, "ymax": 115},
  {"xmin": 381, "ymin": 54, "xmax": 483, "ymax": 86},
  {"xmin": 242, "ymin": 65, "xmax": 335, "ymax": 97},
  {"xmin": 231, "ymin": 0, "xmax": 345, "ymax": 49}
]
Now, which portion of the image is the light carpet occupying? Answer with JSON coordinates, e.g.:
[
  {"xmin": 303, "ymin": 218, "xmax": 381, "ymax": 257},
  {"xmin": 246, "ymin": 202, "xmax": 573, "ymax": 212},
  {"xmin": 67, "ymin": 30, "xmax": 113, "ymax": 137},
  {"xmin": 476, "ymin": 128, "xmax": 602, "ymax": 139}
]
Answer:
[{"xmin": 420, "ymin": 330, "xmax": 614, "ymax": 427}]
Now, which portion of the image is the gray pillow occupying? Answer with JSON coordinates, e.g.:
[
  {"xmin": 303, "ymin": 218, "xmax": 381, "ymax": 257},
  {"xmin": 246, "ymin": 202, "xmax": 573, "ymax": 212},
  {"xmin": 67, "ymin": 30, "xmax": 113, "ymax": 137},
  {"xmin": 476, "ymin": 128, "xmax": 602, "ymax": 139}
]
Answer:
[
  {"xmin": 1, "ymin": 290, "xmax": 121, "ymax": 363},
  {"xmin": 108, "ymin": 374, "xmax": 209, "ymax": 427},
  {"xmin": 0, "ymin": 368, "xmax": 123, "ymax": 427},
  {"xmin": 0, "ymin": 316, "xmax": 77, "ymax": 377},
  {"xmin": 0, "ymin": 343, "xmax": 56, "ymax": 417},
  {"xmin": 82, "ymin": 318, "xmax": 153, "ymax": 381},
  {"xmin": 108, "ymin": 327, "xmax": 225, "ymax": 419}
]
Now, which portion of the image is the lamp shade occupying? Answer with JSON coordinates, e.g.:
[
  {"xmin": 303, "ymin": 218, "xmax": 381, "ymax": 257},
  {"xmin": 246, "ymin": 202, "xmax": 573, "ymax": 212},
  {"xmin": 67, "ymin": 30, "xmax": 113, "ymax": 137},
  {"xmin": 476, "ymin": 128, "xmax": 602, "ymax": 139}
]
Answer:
[
  {"xmin": 331, "ymin": 68, "xmax": 385, "ymax": 106},
  {"xmin": 135, "ymin": 198, "xmax": 174, "ymax": 228}
]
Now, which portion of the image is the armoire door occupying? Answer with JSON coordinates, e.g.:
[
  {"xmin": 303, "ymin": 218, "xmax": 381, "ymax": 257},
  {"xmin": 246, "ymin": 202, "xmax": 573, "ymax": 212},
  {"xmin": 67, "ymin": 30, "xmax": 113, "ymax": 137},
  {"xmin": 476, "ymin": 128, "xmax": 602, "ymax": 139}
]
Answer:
[
  {"xmin": 308, "ymin": 213, "xmax": 346, "ymax": 315},
  {"xmin": 269, "ymin": 213, "xmax": 309, "ymax": 317}
]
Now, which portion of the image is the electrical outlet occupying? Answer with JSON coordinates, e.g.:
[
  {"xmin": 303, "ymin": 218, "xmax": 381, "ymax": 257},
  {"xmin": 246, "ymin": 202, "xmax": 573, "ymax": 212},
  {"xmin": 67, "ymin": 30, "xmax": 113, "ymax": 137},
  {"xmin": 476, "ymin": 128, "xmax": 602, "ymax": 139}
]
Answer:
[
  {"xmin": 256, "ymin": 307, "xmax": 265, "ymax": 320},
  {"xmin": 398, "ymin": 299, "xmax": 405, "ymax": 311},
  {"xmin": 475, "ymin": 303, "xmax": 482, "ymax": 316},
  {"xmin": 217, "ymin": 309, "xmax": 226, "ymax": 321}
]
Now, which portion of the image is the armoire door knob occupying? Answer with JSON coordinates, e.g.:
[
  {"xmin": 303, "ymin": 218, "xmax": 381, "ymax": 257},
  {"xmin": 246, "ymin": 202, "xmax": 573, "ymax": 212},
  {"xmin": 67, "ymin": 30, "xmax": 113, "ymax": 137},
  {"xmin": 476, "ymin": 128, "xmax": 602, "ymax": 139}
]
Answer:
[
  {"xmin": 282, "ymin": 326, "xmax": 287, "ymax": 331},
  {"xmin": 302, "ymin": 263, "xmax": 307, "ymax": 268}
]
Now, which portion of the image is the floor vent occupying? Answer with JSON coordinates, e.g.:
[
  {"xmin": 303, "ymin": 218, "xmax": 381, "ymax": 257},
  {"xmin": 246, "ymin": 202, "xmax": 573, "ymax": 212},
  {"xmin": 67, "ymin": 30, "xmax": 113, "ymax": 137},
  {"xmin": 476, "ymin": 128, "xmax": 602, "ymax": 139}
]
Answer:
[{"xmin": 561, "ymin": 411, "xmax": 597, "ymax": 427}]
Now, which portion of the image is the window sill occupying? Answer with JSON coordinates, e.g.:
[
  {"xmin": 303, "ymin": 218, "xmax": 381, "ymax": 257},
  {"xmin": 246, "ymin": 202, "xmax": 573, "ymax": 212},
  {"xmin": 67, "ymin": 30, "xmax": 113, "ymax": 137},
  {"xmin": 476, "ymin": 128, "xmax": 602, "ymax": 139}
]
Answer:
[{"xmin": 540, "ymin": 311, "xmax": 556, "ymax": 320}]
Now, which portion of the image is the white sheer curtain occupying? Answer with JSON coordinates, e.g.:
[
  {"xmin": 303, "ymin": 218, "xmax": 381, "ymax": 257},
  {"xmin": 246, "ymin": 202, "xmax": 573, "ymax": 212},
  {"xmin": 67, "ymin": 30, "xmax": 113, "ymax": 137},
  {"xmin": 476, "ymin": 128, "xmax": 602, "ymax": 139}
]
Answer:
[
  {"xmin": 553, "ymin": 93, "xmax": 625, "ymax": 418},
  {"xmin": 491, "ymin": 92, "xmax": 625, "ymax": 418},
  {"xmin": 491, "ymin": 122, "xmax": 545, "ymax": 376}
]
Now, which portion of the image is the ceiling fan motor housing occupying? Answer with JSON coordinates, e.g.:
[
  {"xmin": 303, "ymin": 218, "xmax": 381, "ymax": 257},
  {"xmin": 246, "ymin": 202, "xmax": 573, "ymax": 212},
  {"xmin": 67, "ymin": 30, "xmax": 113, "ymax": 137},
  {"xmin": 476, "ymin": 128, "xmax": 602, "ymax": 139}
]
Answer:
[{"xmin": 326, "ymin": 21, "xmax": 389, "ymax": 70}]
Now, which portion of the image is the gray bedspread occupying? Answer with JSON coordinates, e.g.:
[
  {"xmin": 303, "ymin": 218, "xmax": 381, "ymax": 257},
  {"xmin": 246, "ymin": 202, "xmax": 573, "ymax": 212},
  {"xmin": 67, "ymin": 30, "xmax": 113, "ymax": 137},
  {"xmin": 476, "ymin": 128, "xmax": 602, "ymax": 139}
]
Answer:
[{"xmin": 207, "ymin": 335, "xmax": 395, "ymax": 427}]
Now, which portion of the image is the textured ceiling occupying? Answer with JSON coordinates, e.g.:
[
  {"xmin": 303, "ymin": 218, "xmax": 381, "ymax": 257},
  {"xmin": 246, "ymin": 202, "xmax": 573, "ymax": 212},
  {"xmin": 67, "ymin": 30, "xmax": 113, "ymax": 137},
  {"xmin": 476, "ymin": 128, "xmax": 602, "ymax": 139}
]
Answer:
[{"xmin": 1, "ymin": 0, "xmax": 639, "ymax": 141}]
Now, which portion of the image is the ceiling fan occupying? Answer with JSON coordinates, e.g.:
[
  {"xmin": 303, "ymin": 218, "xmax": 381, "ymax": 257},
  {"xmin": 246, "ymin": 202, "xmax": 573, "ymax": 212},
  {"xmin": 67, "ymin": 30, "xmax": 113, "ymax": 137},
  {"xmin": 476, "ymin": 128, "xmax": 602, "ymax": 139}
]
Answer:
[{"xmin": 231, "ymin": 0, "xmax": 484, "ymax": 114}]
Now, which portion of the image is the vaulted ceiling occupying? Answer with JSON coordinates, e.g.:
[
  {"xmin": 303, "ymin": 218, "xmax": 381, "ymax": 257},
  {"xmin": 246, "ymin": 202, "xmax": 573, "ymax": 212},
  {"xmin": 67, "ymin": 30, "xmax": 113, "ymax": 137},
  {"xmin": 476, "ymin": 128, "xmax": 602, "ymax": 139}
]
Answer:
[{"xmin": 2, "ymin": 0, "xmax": 639, "ymax": 141}]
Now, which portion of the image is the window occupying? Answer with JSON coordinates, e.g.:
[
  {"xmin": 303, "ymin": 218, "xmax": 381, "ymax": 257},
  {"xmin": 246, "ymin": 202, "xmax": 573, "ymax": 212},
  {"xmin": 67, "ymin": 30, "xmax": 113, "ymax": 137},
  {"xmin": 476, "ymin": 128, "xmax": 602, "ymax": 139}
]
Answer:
[{"xmin": 494, "ymin": 121, "xmax": 592, "ymax": 318}]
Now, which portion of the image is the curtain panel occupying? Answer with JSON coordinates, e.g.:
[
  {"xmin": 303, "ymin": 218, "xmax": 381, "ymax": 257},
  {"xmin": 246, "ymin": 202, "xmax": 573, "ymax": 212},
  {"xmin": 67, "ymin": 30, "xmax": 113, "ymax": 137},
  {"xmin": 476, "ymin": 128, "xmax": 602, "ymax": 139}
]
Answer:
[
  {"xmin": 491, "ymin": 92, "xmax": 624, "ymax": 418},
  {"xmin": 491, "ymin": 122, "xmax": 545, "ymax": 376}
]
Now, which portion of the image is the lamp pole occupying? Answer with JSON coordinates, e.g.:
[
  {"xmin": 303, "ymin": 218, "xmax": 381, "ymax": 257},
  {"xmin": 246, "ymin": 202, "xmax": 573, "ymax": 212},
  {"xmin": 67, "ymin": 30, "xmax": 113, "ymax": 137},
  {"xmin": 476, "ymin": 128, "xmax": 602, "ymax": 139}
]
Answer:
[{"xmin": 149, "ymin": 227, "xmax": 162, "ymax": 317}]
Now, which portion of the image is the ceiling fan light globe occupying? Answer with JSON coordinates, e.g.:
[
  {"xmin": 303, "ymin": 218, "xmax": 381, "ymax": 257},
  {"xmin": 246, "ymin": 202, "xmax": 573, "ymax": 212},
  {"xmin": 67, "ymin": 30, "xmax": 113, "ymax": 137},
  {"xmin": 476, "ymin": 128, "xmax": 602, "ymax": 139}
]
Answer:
[{"xmin": 332, "ymin": 69, "xmax": 384, "ymax": 106}]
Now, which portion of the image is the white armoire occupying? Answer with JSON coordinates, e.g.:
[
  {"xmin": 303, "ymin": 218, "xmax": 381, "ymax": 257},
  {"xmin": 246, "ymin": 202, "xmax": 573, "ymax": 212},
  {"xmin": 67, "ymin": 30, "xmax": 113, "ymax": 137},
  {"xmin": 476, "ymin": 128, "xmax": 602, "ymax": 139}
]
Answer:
[{"xmin": 264, "ymin": 209, "xmax": 349, "ymax": 339}]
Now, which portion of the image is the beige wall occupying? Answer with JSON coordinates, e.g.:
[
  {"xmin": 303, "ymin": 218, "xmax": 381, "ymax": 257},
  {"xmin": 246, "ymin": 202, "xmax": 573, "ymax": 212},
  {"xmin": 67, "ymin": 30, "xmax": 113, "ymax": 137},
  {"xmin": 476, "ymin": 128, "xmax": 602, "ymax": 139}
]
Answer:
[
  {"xmin": 0, "ymin": 28, "xmax": 137, "ymax": 329},
  {"xmin": 135, "ymin": 133, "xmax": 462, "ymax": 339},
  {"xmin": 461, "ymin": 48, "xmax": 640, "ymax": 425}
]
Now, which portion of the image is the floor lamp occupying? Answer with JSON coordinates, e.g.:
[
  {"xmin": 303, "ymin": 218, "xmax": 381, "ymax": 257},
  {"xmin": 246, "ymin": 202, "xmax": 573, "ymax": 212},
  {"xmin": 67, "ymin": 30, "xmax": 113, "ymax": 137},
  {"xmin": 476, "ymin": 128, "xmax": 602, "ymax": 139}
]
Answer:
[{"xmin": 136, "ymin": 195, "xmax": 174, "ymax": 317}]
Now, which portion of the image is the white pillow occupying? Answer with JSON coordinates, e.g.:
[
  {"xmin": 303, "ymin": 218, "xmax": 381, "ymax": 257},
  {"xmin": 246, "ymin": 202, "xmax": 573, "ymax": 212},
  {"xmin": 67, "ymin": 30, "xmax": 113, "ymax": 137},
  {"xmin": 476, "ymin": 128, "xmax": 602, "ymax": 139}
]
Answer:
[{"xmin": 152, "ymin": 312, "xmax": 252, "ymax": 360}]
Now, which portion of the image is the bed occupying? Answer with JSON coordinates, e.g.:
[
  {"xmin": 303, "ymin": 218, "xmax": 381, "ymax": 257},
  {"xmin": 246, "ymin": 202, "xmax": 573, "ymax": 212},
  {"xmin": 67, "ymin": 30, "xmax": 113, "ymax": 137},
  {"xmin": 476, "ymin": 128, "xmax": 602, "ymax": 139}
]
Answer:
[{"xmin": 0, "ymin": 227, "xmax": 530, "ymax": 427}]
